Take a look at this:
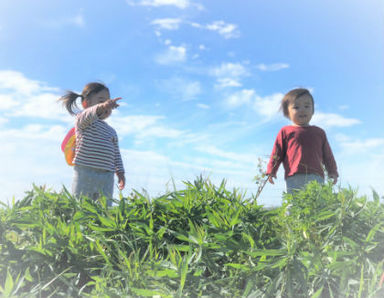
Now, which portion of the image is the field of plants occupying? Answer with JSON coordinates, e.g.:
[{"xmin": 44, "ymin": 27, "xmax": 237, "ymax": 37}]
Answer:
[{"xmin": 1, "ymin": 177, "xmax": 384, "ymax": 297}]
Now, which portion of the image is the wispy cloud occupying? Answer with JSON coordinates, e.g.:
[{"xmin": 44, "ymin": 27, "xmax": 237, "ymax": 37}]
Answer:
[
  {"xmin": 0, "ymin": 94, "xmax": 19, "ymax": 110},
  {"xmin": 336, "ymin": 134, "xmax": 384, "ymax": 154},
  {"xmin": 40, "ymin": 13, "xmax": 85, "ymax": 28},
  {"xmin": 191, "ymin": 20, "xmax": 240, "ymax": 39},
  {"xmin": 224, "ymin": 89, "xmax": 286, "ymax": 120},
  {"xmin": 224, "ymin": 89, "xmax": 282, "ymax": 119},
  {"xmin": 158, "ymin": 77, "xmax": 202, "ymax": 101},
  {"xmin": 253, "ymin": 93, "xmax": 283, "ymax": 118},
  {"xmin": 205, "ymin": 21, "xmax": 240, "ymax": 39},
  {"xmin": 0, "ymin": 70, "xmax": 69, "ymax": 121},
  {"xmin": 151, "ymin": 18, "xmax": 182, "ymax": 30},
  {"xmin": 256, "ymin": 63, "xmax": 289, "ymax": 71},
  {"xmin": 196, "ymin": 144, "xmax": 256, "ymax": 164},
  {"xmin": 109, "ymin": 115, "xmax": 185, "ymax": 140},
  {"xmin": 210, "ymin": 62, "xmax": 249, "ymax": 88},
  {"xmin": 155, "ymin": 45, "xmax": 187, "ymax": 65},
  {"xmin": 197, "ymin": 103, "xmax": 210, "ymax": 109},
  {"xmin": 211, "ymin": 62, "xmax": 249, "ymax": 77},
  {"xmin": 312, "ymin": 112, "xmax": 361, "ymax": 128},
  {"xmin": 0, "ymin": 70, "xmax": 57, "ymax": 95},
  {"xmin": 9, "ymin": 92, "xmax": 69, "ymax": 121},
  {"xmin": 225, "ymin": 89, "xmax": 254, "ymax": 107},
  {"xmin": 128, "ymin": 0, "xmax": 203, "ymax": 9}
]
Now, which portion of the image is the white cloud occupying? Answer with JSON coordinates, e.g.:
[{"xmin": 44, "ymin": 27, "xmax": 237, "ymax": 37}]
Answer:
[
  {"xmin": 211, "ymin": 62, "xmax": 249, "ymax": 78},
  {"xmin": 151, "ymin": 18, "xmax": 182, "ymax": 30},
  {"xmin": 0, "ymin": 124, "xmax": 67, "ymax": 141},
  {"xmin": 0, "ymin": 70, "xmax": 70, "ymax": 122},
  {"xmin": 253, "ymin": 93, "xmax": 283, "ymax": 118},
  {"xmin": 312, "ymin": 112, "xmax": 361, "ymax": 128},
  {"xmin": 0, "ymin": 94, "xmax": 19, "ymax": 110},
  {"xmin": 69, "ymin": 14, "xmax": 85, "ymax": 27},
  {"xmin": 155, "ymin": 45, "xmax": 186, "ymax": 65},
  {"xmin": 225, "ymin": 89, "xmax": 254, "ymax": 107},
  {"xmin": 216, "ymin": 78, "xmax": 241, "ymax": 88},
  {"xmin": 211, "ymin": 62, "xmax": 249, "ymax": 88},
  {"xmin": 190, "ymin": 20, "xmax": 240, "ymax": 39},
  {"xmin": 224, "ymin": 89, "xmax": 284, "ymax": 119},
  {"xmin": 128, "ymin": 0, "xmax": 197, "ymax": 9},
  {"xmin": 109, "ymin": 115, "xmax": 185, "ymax": 139},
  {"xmin": 334, "ymin": 135, "xmax": 384, "ymax": 195},
  {"xmin": 206, "ymin": 21, "xmax": 240, "ymax": 39},
  {"xmin": 0, "ymin": 117, "xmax": 8, "ymax": 126},
  {"xmin": 0, "ymin": 125, "xmax": 72, "ymax": 203},
  {"xmin": 197, "ymin": 103, "xmax": 210, "ymax": 109},
  {"xmin": 336, "ymin": 134, "xmax": 384, "ymax": 154},
  {"xmin": 0, "ymin": 70, "xmax": 57, "ymax": 95},
  {"xmin": 159, "ymin": 77, "xmax": 201, "ymax": 101},
  {"xmin": 40, "ymin": 13, "xmax": 85, "ymax": 28},
  {"xmin": 196, "ymin": 145, "xmax": 256, "ymax": 164},
  {"xmin": 256, "ymin": 63, "xmax": 289, "ymax": 71},
  {"xmin": 10, "ymin": 92, "xmax": 69, "ymax": 121}
]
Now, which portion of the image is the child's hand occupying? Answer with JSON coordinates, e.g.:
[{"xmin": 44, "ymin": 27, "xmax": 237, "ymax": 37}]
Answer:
[
  {"xmin": 100, "ymin": 97, "xmax": 122, "ymax": 111},
  {"xmin": 97, "ymin": 98, "xmax": 122, "ymax": 118},
  {"xmin": 116, "ymin": 171, "xmax": 125, "ymax": 190},
  {"xmin": 106, "ymin": 97, "xmax": 122, "ymax": 109},
  {"xmin": 268, "ymin": 175, "xmax": 275, "ymax": 184},
  {"xmin": 329, "ymin": 174, "xmax": 338, "ymax": 185}
]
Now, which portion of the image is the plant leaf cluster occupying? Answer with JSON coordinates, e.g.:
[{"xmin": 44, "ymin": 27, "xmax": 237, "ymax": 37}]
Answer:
[{"xmin": 0, "ymin": 177, "xmax": 383, "ymax": 297}]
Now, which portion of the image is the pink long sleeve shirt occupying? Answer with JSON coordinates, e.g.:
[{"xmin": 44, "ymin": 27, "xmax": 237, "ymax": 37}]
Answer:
[{"xmin": 266, "ymin": 125, "xmax": 338, "ymax": 179}]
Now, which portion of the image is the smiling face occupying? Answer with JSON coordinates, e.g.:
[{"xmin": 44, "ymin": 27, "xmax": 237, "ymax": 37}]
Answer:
[{"xmin": 287, "ymin": 94, "xmax": 314, "ymax": 126}]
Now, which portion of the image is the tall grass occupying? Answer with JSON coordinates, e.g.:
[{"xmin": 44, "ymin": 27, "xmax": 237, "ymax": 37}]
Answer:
[{"xmin": 0, "ymin": 177, "xmax": 383, "ymax": 297}]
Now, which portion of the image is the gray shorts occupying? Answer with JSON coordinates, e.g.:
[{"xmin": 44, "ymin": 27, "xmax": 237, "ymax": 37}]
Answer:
[
  {"xmin": 286, "ymin": 173, "xmax": 324, "ymax": 194},
  {"xmin": 72, "ymin": 165, "xmax": 114, "ymax": 204}
]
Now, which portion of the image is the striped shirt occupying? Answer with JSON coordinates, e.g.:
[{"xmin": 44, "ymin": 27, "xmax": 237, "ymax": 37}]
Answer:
[{"xmin": 73, "ymin": 105, "xmax": 124, "ymax": 173}]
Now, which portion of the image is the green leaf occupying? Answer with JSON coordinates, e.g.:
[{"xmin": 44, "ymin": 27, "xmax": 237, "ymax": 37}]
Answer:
[{"xmin": 131, "ymin": 288, "xmax": 164, "ymax": 296}]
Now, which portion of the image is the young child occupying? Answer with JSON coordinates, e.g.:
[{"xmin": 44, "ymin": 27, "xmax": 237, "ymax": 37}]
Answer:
[
  {"xmin": 59, "ymin": 82, "xmax": 125, "ymax": 203},
  {"xmin": 266, "ymin": 88, "xmax": 338, "ymax": 193}
]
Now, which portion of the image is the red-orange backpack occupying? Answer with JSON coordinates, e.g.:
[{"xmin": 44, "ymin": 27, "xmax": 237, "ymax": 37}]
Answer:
[{"xmin": 61, "ymin": 127, "xmax": 76, "ymax": 166}]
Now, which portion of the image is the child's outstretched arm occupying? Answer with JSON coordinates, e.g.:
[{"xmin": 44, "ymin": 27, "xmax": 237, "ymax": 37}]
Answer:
[{"xmin": 97, "ymin": 97, "xmax": 122, "ymax": 117}]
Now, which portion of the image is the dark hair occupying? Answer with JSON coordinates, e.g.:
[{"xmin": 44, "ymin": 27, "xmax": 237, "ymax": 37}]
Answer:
[
  {"xmin": 58, "ymin": 82, "xmax": 109, "ymax": 115},
  {"xmin": 280, "ymin": 88, "xmax": 314, "ymax": 118}
]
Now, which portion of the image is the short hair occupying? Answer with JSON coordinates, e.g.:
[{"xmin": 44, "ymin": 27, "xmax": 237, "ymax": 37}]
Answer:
[{"xmin": 280, "ymin": 88, "xmax": 314, "ymax": 118}]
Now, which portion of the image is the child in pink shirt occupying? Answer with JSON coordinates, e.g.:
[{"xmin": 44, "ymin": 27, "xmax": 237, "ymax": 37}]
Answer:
[{"xmin": 266, "ymin": 88, "xmax": 338, "ymax": 193}]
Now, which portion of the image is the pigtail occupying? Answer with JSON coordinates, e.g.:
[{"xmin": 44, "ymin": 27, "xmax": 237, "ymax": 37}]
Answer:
[{"xmin": 58, "ymin": 91, "xmax": 82, "ymax": 115}]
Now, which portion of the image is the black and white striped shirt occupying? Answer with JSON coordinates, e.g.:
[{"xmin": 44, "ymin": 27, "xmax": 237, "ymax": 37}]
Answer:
[{"xmin": 73, "ymin": 105, "xmax": 124, "ymax": 173}]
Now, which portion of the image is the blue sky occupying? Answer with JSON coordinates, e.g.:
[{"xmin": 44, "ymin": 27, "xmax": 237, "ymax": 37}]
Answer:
[{"xmin": 0, "ymin": 0, "xmax": 383, "ymax": 206}]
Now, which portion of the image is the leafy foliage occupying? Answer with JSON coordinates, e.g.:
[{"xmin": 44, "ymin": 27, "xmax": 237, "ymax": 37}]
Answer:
[{"xmin": 0, "ymin": 178, "xmax": 383, "ymax": 297}]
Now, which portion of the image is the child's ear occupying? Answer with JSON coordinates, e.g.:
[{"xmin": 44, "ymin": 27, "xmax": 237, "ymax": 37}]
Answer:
[{"xmin": 82, "ymin": 100, "xmax": 88, "ymax": 109}]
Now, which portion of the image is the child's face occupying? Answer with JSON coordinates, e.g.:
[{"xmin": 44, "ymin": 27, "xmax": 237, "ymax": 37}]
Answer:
[
  {"xmin": 86, "ymin": 89, "xmax": 111, "ymax": 119},
  {"xmin": 287, "ymin": 95, "xmax": 314, "ymax": 126}
]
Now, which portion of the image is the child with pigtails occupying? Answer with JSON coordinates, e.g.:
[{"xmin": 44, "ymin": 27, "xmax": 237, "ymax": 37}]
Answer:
[{"xmin": 59, "ymin": 82, "xmax": 125, "ymax": 204}]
